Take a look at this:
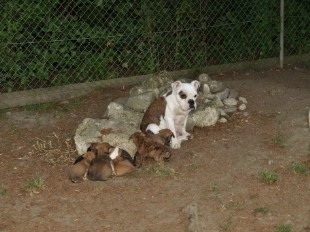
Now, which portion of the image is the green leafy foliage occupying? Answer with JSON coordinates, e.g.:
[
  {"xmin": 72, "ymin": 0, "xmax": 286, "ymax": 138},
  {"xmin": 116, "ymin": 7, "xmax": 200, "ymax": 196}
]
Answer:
[{"xmin": 0, "ymin": 0, "xmax": 309, "ymax": 92}]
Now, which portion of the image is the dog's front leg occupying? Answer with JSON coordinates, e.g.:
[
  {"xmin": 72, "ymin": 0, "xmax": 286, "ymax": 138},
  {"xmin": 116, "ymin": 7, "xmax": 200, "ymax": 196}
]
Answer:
[
  {"xmin": 179, "ymin": 115, "xmax": 191, "ymax": 141},
  {"xmin": 165, "ymin": 118, "xmax": 181, "ymax": 149}
]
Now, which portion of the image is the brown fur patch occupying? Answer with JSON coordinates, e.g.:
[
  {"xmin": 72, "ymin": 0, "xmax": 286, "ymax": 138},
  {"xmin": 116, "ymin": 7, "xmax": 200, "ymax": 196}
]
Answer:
[
  {"xmin": 87, "ymin": 154, "xmax": 113, "ymax": 181},
  {"xmin": 140, "ymin": 97, "xmax": 166, "ymax": 133},
  {"xmin": 100, "ymin": 128, "xmax": 113, "ymax": 135},
  {"xmin": 89, "ymin": 142, "xmax": 111, "ymax": 156},
  {"xmin": 70, "ymin": 151, "xmax": 96, "ymax": 183},
  {"xmin": 109, "ymin": 148, "xmax": 135, "ymax": 176},
  {"xmin": 130, "ymin": 131, "xmax": 171, "ymax": 167},
  {"xmin": 146, "ymin": 128, "xmax": 174, "ymax": 146}
]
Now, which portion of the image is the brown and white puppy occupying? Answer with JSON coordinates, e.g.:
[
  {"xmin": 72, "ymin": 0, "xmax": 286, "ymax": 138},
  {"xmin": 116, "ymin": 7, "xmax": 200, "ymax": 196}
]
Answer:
[
  {"xmin": 70, "ymin": 151, "xmax": 96, "ymax": 183},
  {"xmin": 130, "ymin": 131, "xmax": 172, "ymax": 167},
  {"xmin": 88, "ymin": 142, "xmax": 111, "ymax": 156},
  {"xmin": 146, "ymin": 128, "xmax": 174, "ymax": 146},
  {"xmin": 109, "ymin": 146, "xmax": 135, "ymax": 176},
  {"xmin": 140, "ymin": 80, "xmax": 200, "ymax": 149}
]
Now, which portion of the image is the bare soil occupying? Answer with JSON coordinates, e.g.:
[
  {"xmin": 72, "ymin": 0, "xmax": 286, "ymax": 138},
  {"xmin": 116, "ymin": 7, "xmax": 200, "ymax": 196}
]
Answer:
[{"xmin": 0, "ymin": 67, "xmax": 310, "ymax": 232}]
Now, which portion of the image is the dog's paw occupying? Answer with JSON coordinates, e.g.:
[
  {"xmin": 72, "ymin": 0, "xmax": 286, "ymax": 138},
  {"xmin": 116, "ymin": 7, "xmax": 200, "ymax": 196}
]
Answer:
[
  {"xmin": 171, "ymin": 137, "xmax": 181, "ymax": 149},
  {"xmin": 178, "ymin": 131, "xmax": 191, "ymax": 141}
]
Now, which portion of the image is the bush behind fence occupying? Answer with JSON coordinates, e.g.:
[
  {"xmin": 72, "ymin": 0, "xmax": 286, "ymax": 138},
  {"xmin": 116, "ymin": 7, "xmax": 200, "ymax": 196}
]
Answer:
[{"xmin": 0, "ymin": 0, "xmax": 309, "ymax": 93}]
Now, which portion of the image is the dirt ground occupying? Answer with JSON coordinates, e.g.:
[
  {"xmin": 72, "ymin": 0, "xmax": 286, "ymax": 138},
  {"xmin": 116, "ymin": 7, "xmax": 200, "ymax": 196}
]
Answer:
[{"xmin": 0, "ymin": 67, "xmax": 309, "ymax": 232}]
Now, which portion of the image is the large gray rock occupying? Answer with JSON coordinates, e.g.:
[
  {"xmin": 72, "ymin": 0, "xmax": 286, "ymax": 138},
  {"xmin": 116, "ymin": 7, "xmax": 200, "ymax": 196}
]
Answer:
[
  {"xmin": 216, "ymin": 88, "xmax": 230, "ymax": 100},
  {"xmin": 74, "ymin": 118, "xmax": 116, "ymax": 155},
  {"xmin": 207, "ymin": 80, "xmax": 225, "ymax": 93},
  {"xmin": 126, "ymin": 91, "xmax": 156, "ymax": 112},
  {"xmin": 198, "ymin": 73, "xmax": 210, "ymax": 82},
  {"xmin": 223, "ymin": 98, "xmax": 238, "ymax": 106},
  {"xmin": 107, "ymin": 101, "xmax": 143, "ymax": 128},
  {"xmin": 130, "ymin": 71, "xmax": 173, "ymax": 96},
  {"xmin": 188, "ymin": 107, "xmax": 219, "ymax": 128},
  {"xmin": 74, "ymin": 118, "xmax": 137, "ymax": 156}
]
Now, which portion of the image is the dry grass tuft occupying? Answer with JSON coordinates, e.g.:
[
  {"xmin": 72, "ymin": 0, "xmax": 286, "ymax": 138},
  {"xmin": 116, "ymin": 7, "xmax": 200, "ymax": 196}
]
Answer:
[{"xmin": 30, "ymin": 132, "xmax": 76, "ymax": 165}]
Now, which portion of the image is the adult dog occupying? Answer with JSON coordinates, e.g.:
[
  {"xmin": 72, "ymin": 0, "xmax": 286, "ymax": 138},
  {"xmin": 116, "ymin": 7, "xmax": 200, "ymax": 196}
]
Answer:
[{"xmin": 140, "ymin": 80, "xmax": 200, "ymax": 149}]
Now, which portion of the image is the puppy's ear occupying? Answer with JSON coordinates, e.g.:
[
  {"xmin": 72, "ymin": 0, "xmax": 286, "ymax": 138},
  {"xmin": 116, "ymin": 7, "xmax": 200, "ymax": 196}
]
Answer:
[
  {"xmin": 171, "ymin": 81, "xmax": 182, "ymax": 92},
  {"xmin": 191, "ymin": 80, "xmax": 200, "ymax": 90},
  {"xmin": 73, "ymin": 155, "xmax": 84, "ymax": 164}
]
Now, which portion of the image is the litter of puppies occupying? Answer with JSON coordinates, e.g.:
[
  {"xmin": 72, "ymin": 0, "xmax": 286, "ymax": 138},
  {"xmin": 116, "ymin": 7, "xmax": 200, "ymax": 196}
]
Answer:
[{"xmin": 69, "ymin": 128, "xmax": 173, "ymax": 183}]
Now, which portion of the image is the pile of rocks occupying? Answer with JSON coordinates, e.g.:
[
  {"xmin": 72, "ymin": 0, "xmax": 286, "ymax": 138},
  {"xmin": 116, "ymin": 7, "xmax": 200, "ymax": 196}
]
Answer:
[{"xmin": 74, "ymin": 71, "xmax": 248, "ymax": 156}]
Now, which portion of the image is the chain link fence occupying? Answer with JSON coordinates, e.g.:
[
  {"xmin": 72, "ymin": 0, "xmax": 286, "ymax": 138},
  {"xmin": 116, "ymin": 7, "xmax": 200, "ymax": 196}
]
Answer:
[{"xmin": 0, "ymin": 0, "xmax": 309, "ymax": 94}]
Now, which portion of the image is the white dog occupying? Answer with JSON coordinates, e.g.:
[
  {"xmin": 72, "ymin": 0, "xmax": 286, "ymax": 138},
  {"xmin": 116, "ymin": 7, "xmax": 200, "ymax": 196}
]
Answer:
[{"xmin": 140, "ymin": 80, "xmax": 200, "ymax": 149}]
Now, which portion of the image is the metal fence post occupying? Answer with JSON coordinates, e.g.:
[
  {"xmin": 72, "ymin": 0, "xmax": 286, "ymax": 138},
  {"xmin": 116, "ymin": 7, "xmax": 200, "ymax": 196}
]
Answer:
[{"xmin": 280, "ymin": 0, "xmax": 284, "ymax": 68}]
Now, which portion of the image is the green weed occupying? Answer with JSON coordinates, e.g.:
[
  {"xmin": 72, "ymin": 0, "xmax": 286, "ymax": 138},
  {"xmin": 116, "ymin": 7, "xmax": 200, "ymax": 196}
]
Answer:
[
  {"xmin": 25, "ymin": 176, "xmax": 44, "ymax": 191},
  {"xmin": 210, "ymin": 182, "xmax": 220, "ymax": 191},
  {"xmin": 219, "ymin": 217, "xmax": 232, "ymax": 231},
  {"xmin": 272, "ymin": 130, "xmax": 289, "ymax": 148},
  {"xmin": 146, "ymin": 165, "xmax": 175, "ymax": 177},
  {"xmin": 188, "ymin": 162, "xmax": 201, "ymax": 171},
  {"xmin": 0, "ymin": 185, "xmax": 7, "ymax": 196},
  {"xmin": 291, "ymin": 162, "xmax": 308, "ymax": 175},
  {"xmin": 259, "ymin": 170, "xmax": 278, "ymax": 184},
  {"xmin": 253, "ymin": 206, "xmax": 269, "ymax": 215},
  {"xmin": 275, "ymin": 224, "xmax": 292, "ymax": 232}
]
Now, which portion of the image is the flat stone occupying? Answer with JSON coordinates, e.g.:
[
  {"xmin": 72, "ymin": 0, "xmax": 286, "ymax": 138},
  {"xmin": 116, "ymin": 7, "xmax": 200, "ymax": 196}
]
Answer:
[
  {"xmin": 188, "ymin": 107, "xmax": 219, "ymax": 128},
  {"xmin": 207, "ymin": 80, "xmax": 225, "ymax": 93},
  {"xmin": 223, "ymin": 98, "xmax": 238, "ymax": 106},
  {"xmin": 239, "ymin": 103, "xmax": 247, "ymax": 111},
  {"xmin": 239, "ymin": 96, "xmax": 248, "ymax": 104},
  {"xmin": 198, "ymin": 73, "xmax": 210, "ymax": 82},
  {"xmin": 216, "ymin": 88, "xmax": 230, "ymax": 100},
  {"xmin": 203, "ymin": 83, "xmax": 211, "ymax": 94},
  {"xmin": 126, "ymin": 91, "xmax": 156, "ymax": 112},
  {"xmin": 224, "ymin": 105, "xmax": 238, "ymax": 114},
  {"xmin": 218, "ymin": 117, "xmax": 227, "ymax": 123}
]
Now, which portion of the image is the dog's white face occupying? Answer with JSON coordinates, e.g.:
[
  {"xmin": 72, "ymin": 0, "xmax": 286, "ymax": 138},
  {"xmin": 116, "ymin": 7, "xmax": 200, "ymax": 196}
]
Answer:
[{"xmin": 171, "ymin": 80, "xmax": 200, "ymax": 112}]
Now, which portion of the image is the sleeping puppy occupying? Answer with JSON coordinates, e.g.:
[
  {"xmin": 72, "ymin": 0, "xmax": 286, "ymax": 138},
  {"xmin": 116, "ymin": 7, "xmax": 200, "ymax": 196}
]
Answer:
[
  {"xmin": 130, "ymin": 131, "xmax": 171, "ymax": 167},
  {"xmin": 146, "ymin": 128, "xmax": 174, "ymax": 146},
  {"xmin": 140, "ymin": 80, "xmax": 200, "ymax": 149},
  {"xmin": 87, "ymin": 142, "xmax": 111, "ymax": 156},
  {"xmin": 109, "ymin": 146, "xmax": 135, "ymax": 176},
  {"xmin": 87, "ymin": 153, "xmax": 114, "ymax": 181},
  {"xmin": 70, "ymin": 151, "xmax": 96, "ymax": 183}
]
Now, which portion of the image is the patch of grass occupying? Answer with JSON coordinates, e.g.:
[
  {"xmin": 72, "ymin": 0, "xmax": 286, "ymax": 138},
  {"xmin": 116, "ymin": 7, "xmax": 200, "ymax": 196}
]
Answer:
[
  {"xmin": 188, "ymin": 162, "xmax": 201, "ymax": 171},
  {"xmin": 308, "ymin": 143, "xmax": 310, "ymax": 156},
  {"xmin": 210, "ymin": 182, "xmax": 220, "ymax": 191},
  {"xmin": 275, "ymin": 224, "xmax": 292, "ymax": 232},
  {"xmin": 9, "ymin": 122, "xmax": 18, "ymax": 135},
  {"xmin": 0, "ymin": 109, "xmax": 7, "ymax": 118},
  {"xmin": 25, "ymin": 176, "xmax": 44, "ymax": 191},
  {"xmin": 259, "ymin": 170, "xmax": 278, "ymax": 184},
  {"xmin": 219, "ymin": 217, "xmax": 232, "ymax": 231},
  {"xmin": 291, "ymin": 161, "xmax": 308, "ymax": 175},
  {"xmin": 23, "ymin": 97, "xmax": 82, "ymax": 113},
  {"xmin": 272, "ymin": 130, "xmax": 289, "ymax": 148},
  {"xmin": 253, "ymin": 206, "xmax": 269, "ymax": 215},
  {"xmin": 146, "ymin": 165, "xmax": 175, "ymax": 177},
  {"xmin": 0, "ymin": 185, "xmax": 8, "ymax": 196},
  {"xmin": 224, "ymin": 201, "xmax": 244, "ymax": 210},
  {"xmin": 23, "ymin": 102, "xmax": 57, "ymax": 113}
]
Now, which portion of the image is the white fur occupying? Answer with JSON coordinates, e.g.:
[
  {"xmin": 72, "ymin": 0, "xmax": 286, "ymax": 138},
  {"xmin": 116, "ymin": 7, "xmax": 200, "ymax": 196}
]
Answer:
[
  {"xmin": 146, "ymin": 123, "xmax": 160, "ymax": 134},
  {"xmin": 159, "ymin": 80, "xmax": 200, "ymax": 149},
  {"xmin": 109, "ymin": 147, "xmax": 120, "ymax": 160}
]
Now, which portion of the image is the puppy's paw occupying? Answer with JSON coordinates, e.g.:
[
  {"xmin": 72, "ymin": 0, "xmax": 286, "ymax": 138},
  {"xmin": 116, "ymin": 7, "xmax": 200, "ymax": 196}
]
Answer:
[
  {"xmin": 171, "ymin": 137, "xmax": 181, "ymax": 149},
  {"xmin": 178, "ymin": 131, "xmax": 191, "ymax": 141}
]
